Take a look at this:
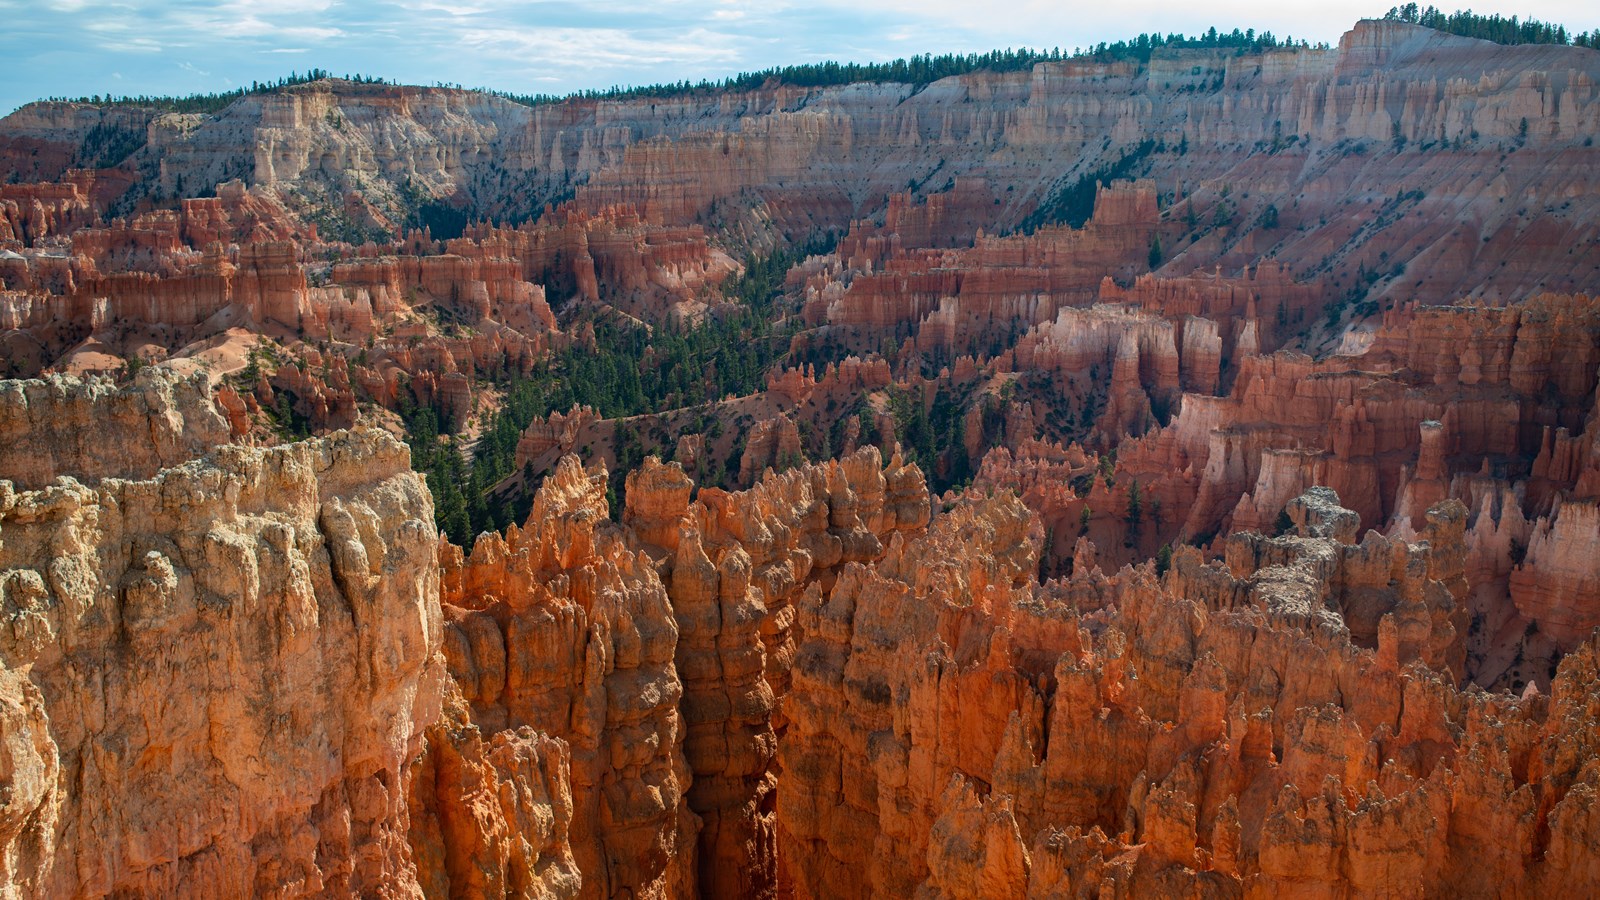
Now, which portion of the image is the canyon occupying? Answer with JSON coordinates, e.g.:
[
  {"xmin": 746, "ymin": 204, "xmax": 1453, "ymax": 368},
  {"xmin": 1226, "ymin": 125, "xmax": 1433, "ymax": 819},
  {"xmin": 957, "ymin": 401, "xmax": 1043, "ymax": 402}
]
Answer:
[{"xmin": 3, "ymin": 16, "xmax": 1600, "ymax": 898}]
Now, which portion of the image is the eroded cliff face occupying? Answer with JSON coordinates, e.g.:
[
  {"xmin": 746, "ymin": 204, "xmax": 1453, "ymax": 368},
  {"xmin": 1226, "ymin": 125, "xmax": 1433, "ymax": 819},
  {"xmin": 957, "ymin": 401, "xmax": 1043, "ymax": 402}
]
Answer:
[
  {"xmin": 780, "ymin": 486, "xmax": 1600, "ymax": 898},
  {"xmin": 623, "ymin": 448, "xmax": 927, "ymax": 899},
  {"xmin": 406, "ymin": 703, "xmax": 582, "ymax": 900},
  {"xmin": 7, "ymin": 22, "xmax": 1600, "ymax": 345},
  {"xmin": 0, "ymin": 379, "xmax": 445, "ymax": 897},
  {"xmin": 0, "ymin": 367, "xmax": 236, "ymax": 488},
  {"xmin": 4, "ymin": 16, "xmax": 1600, "ymax": 900},
  {"xmin": 417, "ymin": 448, "xmax": 1600, "ymax": 898},
  {"xmin": 3, "ymin": 372, "xmax": 1600, "ymax": 898},
  {"xmin": 420, "ymin": 446, "xmax": 927, "ymax": 900},
  {"xmin": 434, "ymin": 455, "xmax": 698, "ymax": 900}
]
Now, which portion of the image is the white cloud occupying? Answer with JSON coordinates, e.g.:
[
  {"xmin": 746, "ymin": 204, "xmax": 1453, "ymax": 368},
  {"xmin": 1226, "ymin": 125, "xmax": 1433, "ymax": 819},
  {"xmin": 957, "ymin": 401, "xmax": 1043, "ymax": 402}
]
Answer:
[
  {"xmin": 94, "ymin": 37, "xmax": 166, "ymax": 54},
  {"xmin": 392, "ymin": 1, "xmax": 494, "ymax": 14},
  {"xmin": 217, "ymin": 0, "xmax": 336, "ymax": 14},
  {"xmin": 457, "ymin": 24, "xmax": 743, "ymax": 69}
]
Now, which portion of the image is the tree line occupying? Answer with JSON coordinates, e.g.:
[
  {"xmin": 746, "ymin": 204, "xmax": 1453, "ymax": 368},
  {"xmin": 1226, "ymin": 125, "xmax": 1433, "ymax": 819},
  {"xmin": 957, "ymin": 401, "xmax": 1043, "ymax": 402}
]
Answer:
[
  {"xmin": 39, "ymin": 33, "xmax": 1310, "ymax": 119},
  {"xmin": 45, "ymin": 71, "xmax": 393, "ymax": 115},
  {"xmin": 1384, "ymin": 6, "xmax": 1600, "ymax": 47},
  {"xmin": 1078, "ymin": 28, "xmax": 1318, "ymax": 63},
  {"xmin": 496, "ymin": 31, "xmax": 1322, "ymax": 107}
]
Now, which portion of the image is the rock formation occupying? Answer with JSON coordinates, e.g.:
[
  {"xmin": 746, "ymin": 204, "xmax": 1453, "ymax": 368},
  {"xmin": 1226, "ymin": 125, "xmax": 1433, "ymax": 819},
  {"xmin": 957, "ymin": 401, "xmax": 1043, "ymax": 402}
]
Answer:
[
  {"xmin": 4, "ymin": 369, "xmax": 1600, "ymax": 897},
  {"xmin": 0, "ymin": 381, "xmax": 445, "ymax": 897},
  {"xmin": 0, "ymin": 368, "xmax": 235, "ymax": 488},
  {"xmin": 625, "ymin": 448, "xmax": 926, "ymax": 898},
  {"xmin": 4, "ymin": 15, "xmax": 1600, "ymax": 900},
  {"xmin": 436, "ymin": 456, "xmax": 698, "ymax": 900},
  {"xmin": 781, "ymin": 486, "xmax": 1600, "ymax": 897}
]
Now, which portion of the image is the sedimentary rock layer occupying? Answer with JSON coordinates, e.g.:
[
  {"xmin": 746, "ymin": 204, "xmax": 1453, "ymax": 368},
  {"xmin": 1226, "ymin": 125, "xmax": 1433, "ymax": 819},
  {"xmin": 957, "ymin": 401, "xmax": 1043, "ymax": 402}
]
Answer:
[
  {"xmin": 3, "ymin": 16, "xmax": 1600, "ymax": 900},
  {"xmin": 780, "ymin": 487, "xmax": 1600, "ymax": 897},
  {"xmin": 0, "ymin": 392, "xmax": 444, "ymax": 897}
]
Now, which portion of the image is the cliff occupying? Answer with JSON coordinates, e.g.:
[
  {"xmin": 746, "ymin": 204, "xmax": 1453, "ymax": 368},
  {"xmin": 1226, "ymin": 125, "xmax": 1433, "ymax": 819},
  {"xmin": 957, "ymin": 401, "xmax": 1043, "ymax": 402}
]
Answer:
[
  {"xmin": 8, "ymin": 20, "xmax": 1600, "ymax": 305},
  {"xmin": 656, "ymin": 448, "xmax": 925, "ymax": 899},
  {"xmin": 436, "ymin": 456, "xmax": 698, "ymax": 900},
  {"xmin": 0, "ymin": 384, "xmax": 446, "ymax": 897},
  {"xmin": 4, "ymin": 372, "xmax": 1600, "ymax": 896},
  {"xmin": 0, "ymin": 368, "xmax": 235, "ymax": 488},
  {"xmin": 3, "ymin": 16, "xmax": 1600, "ymax": 899},
  {"xmin": 1075, "ymin": 292, "xmax": 1600, "ymax": 687},
  {"xmin": 781, "ymin": 487, "xmax": 1600, "ymax": 897},
  {"xmin": 4, "ymin": 20, "xmax": 1599, "ymax": 448}
]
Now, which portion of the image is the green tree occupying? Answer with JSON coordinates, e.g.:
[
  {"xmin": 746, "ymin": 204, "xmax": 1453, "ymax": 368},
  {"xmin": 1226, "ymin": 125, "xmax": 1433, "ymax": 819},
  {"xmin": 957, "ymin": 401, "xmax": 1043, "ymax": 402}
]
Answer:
[
  {"xmin": 1126, "ymin": 479, "xmax": 1143, "ymax": 547},
  {"xmin": 1384, "ymin": 6, "xmax": 1576, "ymax": 47},
  {"xmin": 1212, "ymin": 200, "xmax": 1233, "ymax": 229},
  {"xmin": 1155, "ymin": 543, "xmax": 1173, "ymax": 577}
]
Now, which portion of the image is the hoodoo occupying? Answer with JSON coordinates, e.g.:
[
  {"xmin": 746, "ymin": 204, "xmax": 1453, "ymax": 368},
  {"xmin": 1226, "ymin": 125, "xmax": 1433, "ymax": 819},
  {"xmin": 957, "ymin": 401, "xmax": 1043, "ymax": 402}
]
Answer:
[{"xmin": 4, "ymin": 10, "xmax": 1600, "ymax": 897}]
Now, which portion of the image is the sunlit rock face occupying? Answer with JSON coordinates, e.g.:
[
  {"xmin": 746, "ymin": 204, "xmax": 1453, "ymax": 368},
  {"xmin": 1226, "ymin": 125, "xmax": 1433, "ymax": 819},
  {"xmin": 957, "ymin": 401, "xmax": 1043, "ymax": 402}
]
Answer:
[
  {"xmin": 0, "ymin": 376, "xmax": 445, "ymax": 898},
  {"xmin": 779, "ymin": 487, "xmax": 1600, "ymax": 898},
  {"xmin": 4, "ymin": 14, "xmax": 1600, "ymax": 900}
]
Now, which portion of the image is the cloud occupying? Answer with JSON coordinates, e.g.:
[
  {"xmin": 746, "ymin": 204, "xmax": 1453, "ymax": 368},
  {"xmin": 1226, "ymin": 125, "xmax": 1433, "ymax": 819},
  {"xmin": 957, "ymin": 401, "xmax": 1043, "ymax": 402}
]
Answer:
[
  {"xmin": 93, "ymin": 37, "xmax": 166, "ymax": 54},
  {"xmin": 456, "ymin": 24, "xmax": 743, "ymax": 68}
]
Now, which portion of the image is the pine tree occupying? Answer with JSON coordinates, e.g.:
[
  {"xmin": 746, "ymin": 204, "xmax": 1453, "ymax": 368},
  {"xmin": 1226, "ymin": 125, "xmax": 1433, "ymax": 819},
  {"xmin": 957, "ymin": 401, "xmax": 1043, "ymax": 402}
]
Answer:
[{"xmin": 1155, "ymin": 543, "xmax": 1173, "ymax": 577}]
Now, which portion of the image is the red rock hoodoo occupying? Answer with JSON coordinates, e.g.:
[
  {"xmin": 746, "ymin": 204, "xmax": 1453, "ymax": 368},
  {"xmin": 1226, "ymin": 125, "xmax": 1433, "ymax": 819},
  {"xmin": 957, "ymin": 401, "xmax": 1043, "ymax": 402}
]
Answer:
[{"xmin": 5, "ymin": 15, "xmax": 1600, "ymax": 899}]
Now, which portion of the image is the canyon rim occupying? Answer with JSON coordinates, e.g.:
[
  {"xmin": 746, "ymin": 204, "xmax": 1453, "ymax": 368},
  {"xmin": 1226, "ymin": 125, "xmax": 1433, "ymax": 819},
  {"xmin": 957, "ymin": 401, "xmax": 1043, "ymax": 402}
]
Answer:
[{"xmin": 3, "ymin": 7, "xmax": 1600, "ymax": 898}]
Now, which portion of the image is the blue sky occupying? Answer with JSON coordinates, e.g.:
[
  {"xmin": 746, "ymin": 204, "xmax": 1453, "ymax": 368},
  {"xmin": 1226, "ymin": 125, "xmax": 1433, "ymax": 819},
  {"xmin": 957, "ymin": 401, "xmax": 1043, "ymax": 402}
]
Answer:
[{"xmin": 4, "ymin": 2, "xmax": 1598, "ymax": 116}]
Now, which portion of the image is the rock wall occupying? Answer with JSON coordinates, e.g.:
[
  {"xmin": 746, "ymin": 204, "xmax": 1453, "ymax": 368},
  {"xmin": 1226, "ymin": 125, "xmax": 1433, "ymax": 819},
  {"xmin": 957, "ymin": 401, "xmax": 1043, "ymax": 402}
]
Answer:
[
  {"xmin": 3, "ymin": 372, "xmax": 1600, "ymax": 897},
  {"xmin": 10, "ymin": 20, "xmax": 1600, "ymax": 309},
  {"xmin": 0, "ymin": 393, "xmax": 445, "ymax": 897},
  {"xmin": 406, "ymin": 702, "xmax": 582, "ymax": 900},
  {"xmin": 806, "ymin": 181, "xmax": 1159, "ymax": 359},
  {"xmin": 0, "ymin": 368, "xmax": 234, "ymax": 489},
  {"xmin": 436, "ymin": 456, "xmax": 698, "ymax": 900},
  {"xmin": 622, "ymin": 447, "xmax": 927, "ymax": 899},
  {"xmin": 780, "ymin": 486, "xmax": 1600, "ymax": 897},
  {"xmin": 1071, "ymin": 292, "xmax": 1600, "ymax": 681},
  {"xmin": 421, "ymin": 446, "xmax": 928, "ymax": 900}
]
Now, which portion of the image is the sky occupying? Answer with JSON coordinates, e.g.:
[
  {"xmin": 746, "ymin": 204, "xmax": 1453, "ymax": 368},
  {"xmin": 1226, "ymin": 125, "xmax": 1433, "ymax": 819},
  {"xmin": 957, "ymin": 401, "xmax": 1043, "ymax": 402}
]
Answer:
[{"xmin": 4, "ymin": 1, "xmax": 1599, "ymax": 116}]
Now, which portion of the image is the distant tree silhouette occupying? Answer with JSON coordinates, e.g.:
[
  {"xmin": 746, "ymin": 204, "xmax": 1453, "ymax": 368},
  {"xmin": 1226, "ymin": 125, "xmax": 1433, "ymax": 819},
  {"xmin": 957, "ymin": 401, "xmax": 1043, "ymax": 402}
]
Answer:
[
  {"xmin": 493, "ymin": 30, "xmax": 1320, "ymax": 108},
  {"xmin": 1384, "ymin": 6, "xmax": 1578, "ymax": 46},
  {"xmin": 47, "ymin": 71, "xmax": 392, "ymax": 114}
]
